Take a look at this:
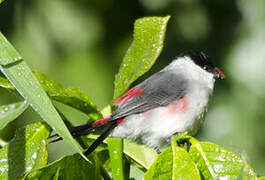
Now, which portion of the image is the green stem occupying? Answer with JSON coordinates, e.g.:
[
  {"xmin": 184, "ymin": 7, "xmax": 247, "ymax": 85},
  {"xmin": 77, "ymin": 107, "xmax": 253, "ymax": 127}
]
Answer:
[{"xmin": 107, "ymin": 138, "xmax": 127, "ymax": 180}]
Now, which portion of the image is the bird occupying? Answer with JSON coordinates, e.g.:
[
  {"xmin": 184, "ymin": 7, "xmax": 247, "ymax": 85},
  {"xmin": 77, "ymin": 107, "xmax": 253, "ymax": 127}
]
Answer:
[{"xmin": 49, "ymin": 51, "xmax": 225, "ymax": 156}]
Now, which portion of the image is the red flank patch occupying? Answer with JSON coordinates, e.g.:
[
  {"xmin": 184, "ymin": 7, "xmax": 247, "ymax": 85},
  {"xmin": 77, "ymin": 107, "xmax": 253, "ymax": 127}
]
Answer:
[{"xmin": 167, "ymin": 95, "xmax": 188, "ymax": 115}]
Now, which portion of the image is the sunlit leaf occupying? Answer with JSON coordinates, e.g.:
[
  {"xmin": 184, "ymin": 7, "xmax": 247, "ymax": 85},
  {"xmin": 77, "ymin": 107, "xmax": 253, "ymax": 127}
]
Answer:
[
  {"xmin": 130, "ymin": 166, "xmax": 144, "ymax": 180},
  {"xmin": 23, "ymin": 154, "xmax": 101, "ymax": 180},
  {"xmin": 0, "ymin": 123, "xmax": 50, "ymax": 179},
  {"xmin": 0, "ymin": 101, "xmax": 28, "ymax": 130},
  {"xmin": 123, "ymin": 139, "xmax": 157, "ymax": 170},
  {"xmin": 144, "ymin": 147, "xmax": 173, "ymax": 180},
  {"xmin": 113, "ymin": 16, "xmax": 170, "ymax": 100},
  {"xmin": 171, "ymin": 136, "xmax": 200, "ymax": 180},
  {"xmin": 236, "ymin": 155, "xmax": 258, "ymax": 180},
  {"xmin": 0, "ymin": 32, "xmax": 84, "ymax": 159},
  {"xmin": 144, "ymin": 137, "xmax": 200, "ymax": 180},
  {"xmin": 0, "ymin": 75, "xmax": 15, "ymax": 90},
  {"xmin": 189, "ymin": 138, "xmax": 257, "ymax": 179}
]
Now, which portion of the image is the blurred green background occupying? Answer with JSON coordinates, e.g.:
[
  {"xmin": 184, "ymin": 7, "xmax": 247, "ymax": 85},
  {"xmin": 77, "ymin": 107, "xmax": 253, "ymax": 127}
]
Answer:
[{"xmin": 0, "ymin": 0, "xmax": 264, "ymax": 176}]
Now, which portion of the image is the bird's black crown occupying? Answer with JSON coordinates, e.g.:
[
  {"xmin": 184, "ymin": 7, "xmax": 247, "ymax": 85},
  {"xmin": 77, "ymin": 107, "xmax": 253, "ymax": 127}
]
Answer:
[{"xmin": 179, "ymin": 51, "xmax": 215, "ymax": 73}]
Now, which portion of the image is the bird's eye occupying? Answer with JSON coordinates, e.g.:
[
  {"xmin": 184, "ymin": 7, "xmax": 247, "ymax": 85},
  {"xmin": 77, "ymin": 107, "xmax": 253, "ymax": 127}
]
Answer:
[{"xmin": 203, "ymin": 65, "xmax": 211, "ymax": 71}]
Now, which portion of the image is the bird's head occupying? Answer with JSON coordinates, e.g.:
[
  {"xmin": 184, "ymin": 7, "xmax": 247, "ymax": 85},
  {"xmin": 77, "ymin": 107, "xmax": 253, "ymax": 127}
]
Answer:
[{"xmin": 180, "ymin": 51, "xmax": 225, "ymax": 80}]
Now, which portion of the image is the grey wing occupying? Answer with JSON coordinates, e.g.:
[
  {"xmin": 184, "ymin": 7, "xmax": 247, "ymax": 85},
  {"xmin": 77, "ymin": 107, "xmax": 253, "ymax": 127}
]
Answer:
[{"xmin": 111, "ymin": 71, "xmax": 188, "ymax": 120}]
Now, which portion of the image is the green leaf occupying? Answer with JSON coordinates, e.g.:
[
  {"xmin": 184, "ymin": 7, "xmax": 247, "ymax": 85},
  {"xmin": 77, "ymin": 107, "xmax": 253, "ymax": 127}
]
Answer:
[
  {"xmin": 113, "ymin": 16, "xmax": 170, "ymax": 100},
  {"xmin": 0, "ymin": 75, "xmax": 15, "ymax": 90},
  {"xmin": 0, "ymin": 71, "xmax": 102, "ymax": 121},
  {"xmin": 144, "ymin": 147, "xmax": 173, "ymax": 180},
  {"xmin": 0, "ymin": 122, "xmax": 50, "ymax": 179},
  {"xmin": 0, "ymin": 32, "xmax": 84, "ymax": 159},
  {"xmin": 144, "ymin": 137, "xmax": 200, "ymax": 180},
  {"xmin": 171, "ymin": 136, "xmax": 200, "ymax": 180},
  {"xmin": 23, "ymin": 154, "xmax": 101, "ymax": 180},
  {"xmin": 123, "ymin": 139, "xmax": 157, "ymax": 170},
  {"xmin": 130, "ymin": 165, "xmax": 145, "ymax": 180},
  {"xmin": 236, "ymin": 155, "xmax": 258, "ymax": 180},
  {"xmin": 34, "ymin": 71, "xmax": 102, "ymax": 120},
  {"xmin": 52, "ymin": 100, "xmax": 90, "ymax": 127},
  {"xmin": 189, "ymin": 138, "xmax": 257, "ymax": 179},
  {"xmin": 172, "ymin": 147, "xmax": 201, "ymax": 180},
  {"xmin": 0, "ymin": 101, "xmax": 28, "ymax": 130}
]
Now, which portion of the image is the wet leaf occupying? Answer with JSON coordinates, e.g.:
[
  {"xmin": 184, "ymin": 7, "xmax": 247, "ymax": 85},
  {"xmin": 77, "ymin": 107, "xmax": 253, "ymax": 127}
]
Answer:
[
  {"xmin": 0, "ymin": 101, "xmax": 28, "ymax": 130},
  {"xmin": 236, "ymin": 155, "xmax": 258, "ymax": 180},
  {"xmin": 123, "ymin": 139, "xmax": 157, "ymax": 170},
  {"xmin": 171, "ymin": 136, "xmax": 200, "ymax": 180},
  {"xmin": 0, "ymin": 75, "xmax": 15, "ymax": 90},
  {"xmin": 0, "ymin": 71, "xmax": 102, "ymax": 121},
  {"xmin": 113, "ymin": 16, "xmax": 170, "ymax": 100},
  {"xmin": 0, "ymin": 122, "xmax": 50, "ymax": 179},
  {"xmin": 144, "ymin": 137, "xmax": 200, "ymax": 180},
  {"xmin": 0, "ymin": 32, "xmax": 84, "ymax": 159},
  {"xmin": 23, "ymin": 154, "xmax": 101, "ymax": 180},
  {"xmin": 189, "ymin": 138, "xmax": 257, "ymax": 179},
  {"xmin": 144, "ymin": 147, "xmax": 173, "ymax": 180},
  {"xmin": 34, "ymin": 71, "xmax": 102, "ymax": 120}
]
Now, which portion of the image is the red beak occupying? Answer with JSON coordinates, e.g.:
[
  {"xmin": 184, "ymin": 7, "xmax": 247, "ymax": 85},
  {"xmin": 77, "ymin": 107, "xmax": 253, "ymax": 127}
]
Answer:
[{"xmin": 213, "ymin": 67, "xmax": 225, "ymax": 79}]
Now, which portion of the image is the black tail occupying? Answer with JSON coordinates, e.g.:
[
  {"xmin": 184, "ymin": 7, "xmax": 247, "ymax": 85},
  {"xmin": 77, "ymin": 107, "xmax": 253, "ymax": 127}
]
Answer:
[
  {"xmin": 49, "ymin": 116, "xmax": 112, "ymax": 143},
  {"xmin": 48, "ymin": 117, "xmax": 118, "ymax": 156},
  {"xmin": 84, "ymin": 121, "xmax": 117, "ymax": 156},
  {"xmin": 48, "ymin": 122, "xmax": 95, "ymax": 143}
]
